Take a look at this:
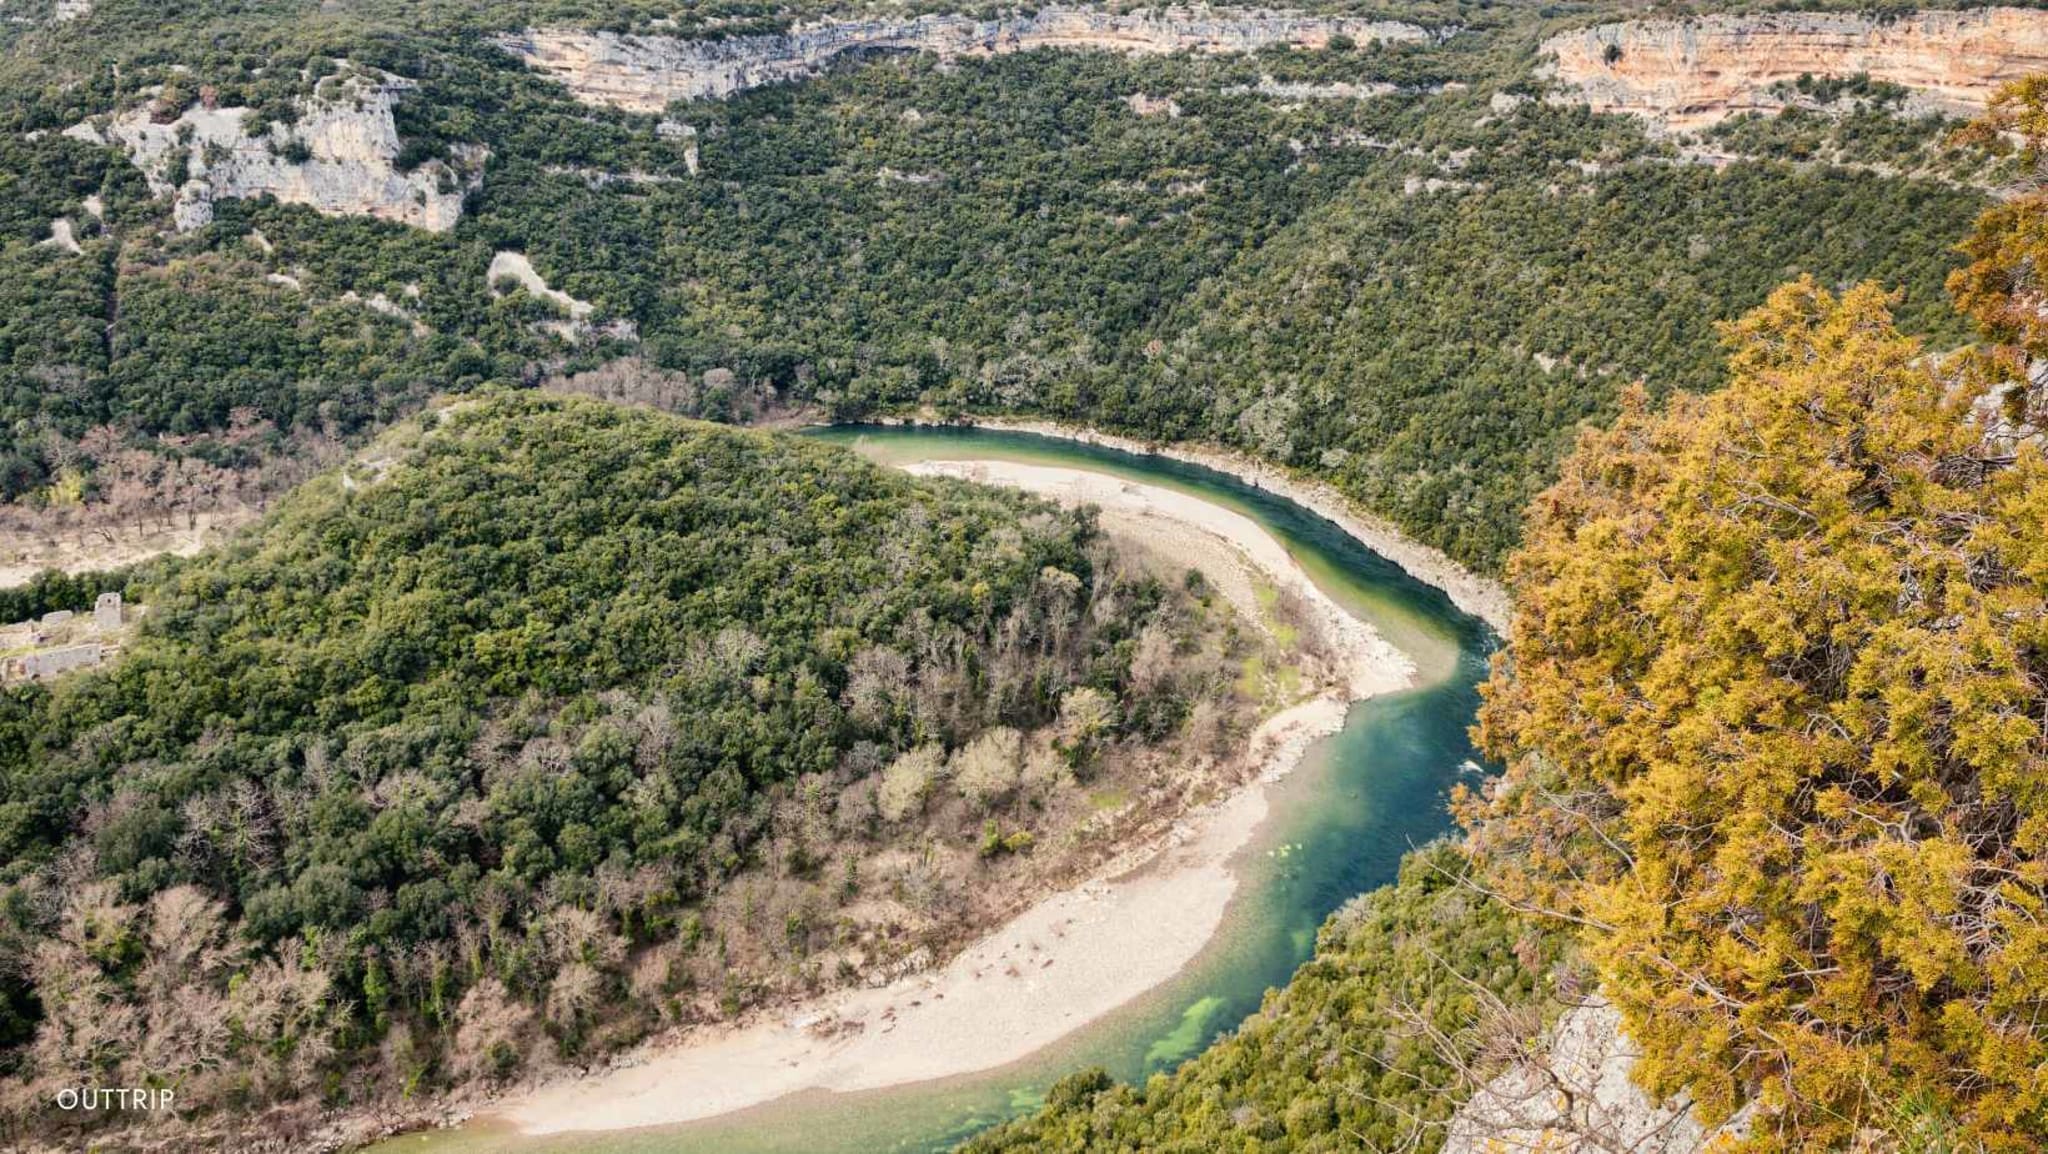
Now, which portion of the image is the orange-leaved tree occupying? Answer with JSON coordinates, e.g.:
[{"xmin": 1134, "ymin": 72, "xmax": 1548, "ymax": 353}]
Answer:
[{"xmin": 1467, "ymin": 269, "xmax": 2048, "ymax": 1147}]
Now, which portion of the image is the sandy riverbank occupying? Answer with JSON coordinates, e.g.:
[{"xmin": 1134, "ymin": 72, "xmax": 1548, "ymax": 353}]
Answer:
[
  {"xmin": 907, "ymin": 459, "xmax": 1413, "ymax": 700},
  {"xmin": 495, "ymin": 463, "xmax": 1414, "ymax": 1137},
  {"xmin": 872, "ymin": 416, "xmax": 1513, "ymax": 633}
]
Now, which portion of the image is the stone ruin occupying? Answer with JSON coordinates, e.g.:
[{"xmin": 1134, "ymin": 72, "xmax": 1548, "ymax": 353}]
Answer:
[
  {"xmin": 11, "ymin": 644, "xmax": 104, "ymax": 680},
  {"xmin": 1, "ymin": 591, "xmax": 127, "ymax": 683}
]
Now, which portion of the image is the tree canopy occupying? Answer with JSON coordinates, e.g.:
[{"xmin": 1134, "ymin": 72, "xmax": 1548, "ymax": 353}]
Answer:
[
  {"xmin": 0, "ymin": 394, "xmax": 1268, "ymax": 1146},
  {"xmin": 1471, "ymin": 277, "xmax": 2048, "ymax": 1146},
  {"xmin": 0, "ymin": 0, "xmax": 1988, "ymax": 570}
]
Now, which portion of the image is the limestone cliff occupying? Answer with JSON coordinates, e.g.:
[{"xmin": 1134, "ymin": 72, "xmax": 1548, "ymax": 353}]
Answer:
[
  {"xmin": 1543, "ymin": 8, "xmax": 2048, "ymax": 132},
  {"xmin": 1444, "ymin": 998, "xmax": 1749, "ymax": 1154},
  {"xmin": 500, "ymin": 7, "xmax": 1430, "ymax": 112},
  {"xmin": 69, "ymin": 69, "xmax": 484, "ymax": 232}
]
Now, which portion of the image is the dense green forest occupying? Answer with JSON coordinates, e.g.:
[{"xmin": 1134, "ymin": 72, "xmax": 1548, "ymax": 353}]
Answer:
[
  {"xmin": 0, "ymin": 0, "xmax": 1991, "ymax": 569},
  {"xmin": 0, "ymin": 394, "xmax": 1279, "ymax": 1146},
  {"xmin": 974, "ymin": 71, "xmax": 2048, "ymax": 1154},
  {"xmin": 2, "ymin": 0, "xmax": 2040, "ymax": 1149}
]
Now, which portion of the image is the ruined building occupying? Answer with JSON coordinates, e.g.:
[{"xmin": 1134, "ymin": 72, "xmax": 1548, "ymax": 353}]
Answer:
[{"xmin": 1, "ymin": 591, "xmax": 127, "ymax": 682}]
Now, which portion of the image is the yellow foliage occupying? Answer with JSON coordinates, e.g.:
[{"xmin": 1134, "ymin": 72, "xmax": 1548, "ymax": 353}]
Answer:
[
  {"xmin": 41, "ymin": 468, "xmax": 84, "ymax": 508},
  {"xmin": 1473, "ymin": 277, "xmax": 2048, "ymax": 1149}
]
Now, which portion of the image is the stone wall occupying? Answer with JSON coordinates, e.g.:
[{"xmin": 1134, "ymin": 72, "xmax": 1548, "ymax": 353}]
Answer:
[
  {"xmin": 0, "ymin": 591, "xmax": 128, "ymax": 682},
  {"xmin": 9, "ymin": 644, "xmax": 103, "ymax": 681}
]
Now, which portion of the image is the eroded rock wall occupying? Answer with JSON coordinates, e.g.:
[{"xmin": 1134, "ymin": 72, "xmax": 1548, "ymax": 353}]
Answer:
[
  {"xmin": 501, "ymin": 7, "xmax": 1431, "ymax": 112},
  {"xmin": 1444, "ymin": 999, "xmax": 1749, "ymax": 1154},
  {"xmin": 1543, "ymin": 8, "xmax": 2048, "ymax": 132},
  {"xmin": 71, "ymin": 70, "xmax": 483, "ymax": 232}
]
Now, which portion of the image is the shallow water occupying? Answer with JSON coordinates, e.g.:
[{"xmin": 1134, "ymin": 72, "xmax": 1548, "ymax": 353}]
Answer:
[{"xmin": 380, "ymin": 424, "xmax": 1495, "ymax": 1154}]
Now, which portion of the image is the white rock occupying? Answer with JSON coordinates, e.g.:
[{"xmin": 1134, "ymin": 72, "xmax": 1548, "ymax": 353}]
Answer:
[
  {"xmin": 489, "ymin": 251, "xmax": 593, "ymax": 320},
  {"xmin": 1228, "ymin": 75, "xmax": 1397, "ymax": 101},
  {"xmin": 1444, "ymin": 999, "xmax": 1751, "ymax": 1154},
  {"xmin": 83, "ymin": 69, "xmax": 484, "ymax": 232},
  {"xmin": 500, "ymin": 9, "xmax": 1431, "ymax": 111},
  {"xmin": 38, "ymin": 219, "xmax": 82, "ymax": 255}
]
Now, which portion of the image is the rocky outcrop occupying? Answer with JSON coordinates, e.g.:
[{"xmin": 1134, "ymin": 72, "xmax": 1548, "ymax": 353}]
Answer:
[
  {"xmin": 489, "ymin": 251, "xmax": 593, "ymax": 321},
  {"xmin": 1974, "ymin": 362, "xmax": 2047, "ymax": 458},
  {"xmin": 501, "ymin": 7, "xmax": 1431, "ymax": 112},
  {"xmin": 1125, "ymin": 92, "xmax": 1182, "ymax": 118},
  {"xmin": 1444, "ymin": 999, "xmax": 1749, "ymax": 1154},
  {"xmin": 1543, "ymin": 8, "xmax": 2048, "ymax": 132},
  {"xmin": 1229, "ymin": 75, "xmax": 1397, "ymax": 101},
  {"xmin": 38, "ymin": 218, "xmax": 81, "ymax": 255},
  {"xmin": 70, "ymin": 69, "xmax": 484, "ymax": 232},
  {"xmin": 489, "ymin": 251, "xmax": 636, "ymax": 341}
]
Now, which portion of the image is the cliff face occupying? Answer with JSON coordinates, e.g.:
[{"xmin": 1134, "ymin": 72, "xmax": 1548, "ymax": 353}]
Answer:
[
  {"xmin": 500, "ymin": 7, "xmax": 1430, "ymax": 112},
  {"xmin": 71, "ymin": 70, "xmax": 483, "ymax": 232},
  {"xmin": 1444, "ymin": 999, "xmax": 1750, "ymax": 1154},
  {"xmin": 1543, "ymin": 8, "xmax": 2048, "ymax": 132}
]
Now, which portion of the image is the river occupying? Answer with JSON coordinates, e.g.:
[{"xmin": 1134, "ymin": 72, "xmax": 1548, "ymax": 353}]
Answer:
[{"xmin": 380, "ymin": 424, "xmax": 1495, "ymax": 1154}]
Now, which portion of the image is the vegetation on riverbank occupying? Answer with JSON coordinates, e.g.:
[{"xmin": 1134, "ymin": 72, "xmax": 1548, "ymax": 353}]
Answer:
[
  {"xmin": 0, "ymin": 394, "xmax": 1303, "ymax": 1149},
  {"xmin": 0, "ymin": 0, "xmax": 1986, "ymax": 574},
  {"xmin": 977, "ymin": 77, "xmax": 2048, "ymax": 1154},
  {"xmin": 964, "ymin": 842, "xmax": 1571, "ymax": 1154}
]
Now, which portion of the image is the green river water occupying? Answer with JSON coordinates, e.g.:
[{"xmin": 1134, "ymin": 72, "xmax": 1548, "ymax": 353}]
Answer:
[{"xmin": 381, "ymin": 424, "xmax": 1496, "ymax": 1154}]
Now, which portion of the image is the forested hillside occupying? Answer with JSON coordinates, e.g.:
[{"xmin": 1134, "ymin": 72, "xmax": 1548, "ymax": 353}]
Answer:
[
  {"xmin": 974, "ymin": 75, "xmax": 2048, "ymax": 1154},
  {"xmin": 4, "ymin": 1, "xmax": 2044, "ymax": 1150},
  {"xmin": 0, "ymin": 0, "xmax": 1992, "ymax": 572},
  {"xmin": 0, "ymin": 394, "xmax": 1291, "ymax": 1149}
]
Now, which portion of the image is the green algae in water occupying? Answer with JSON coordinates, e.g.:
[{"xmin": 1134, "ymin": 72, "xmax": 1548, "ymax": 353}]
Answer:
[{"xmin": 1144, "ymin": 996, "xmax": 1229, "ymax": 1069}]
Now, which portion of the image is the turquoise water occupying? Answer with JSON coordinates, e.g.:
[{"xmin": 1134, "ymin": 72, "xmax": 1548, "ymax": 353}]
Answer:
[{"xmin": 380, "ymin": 424, "xmax": 1495, "ymax": 1154}]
